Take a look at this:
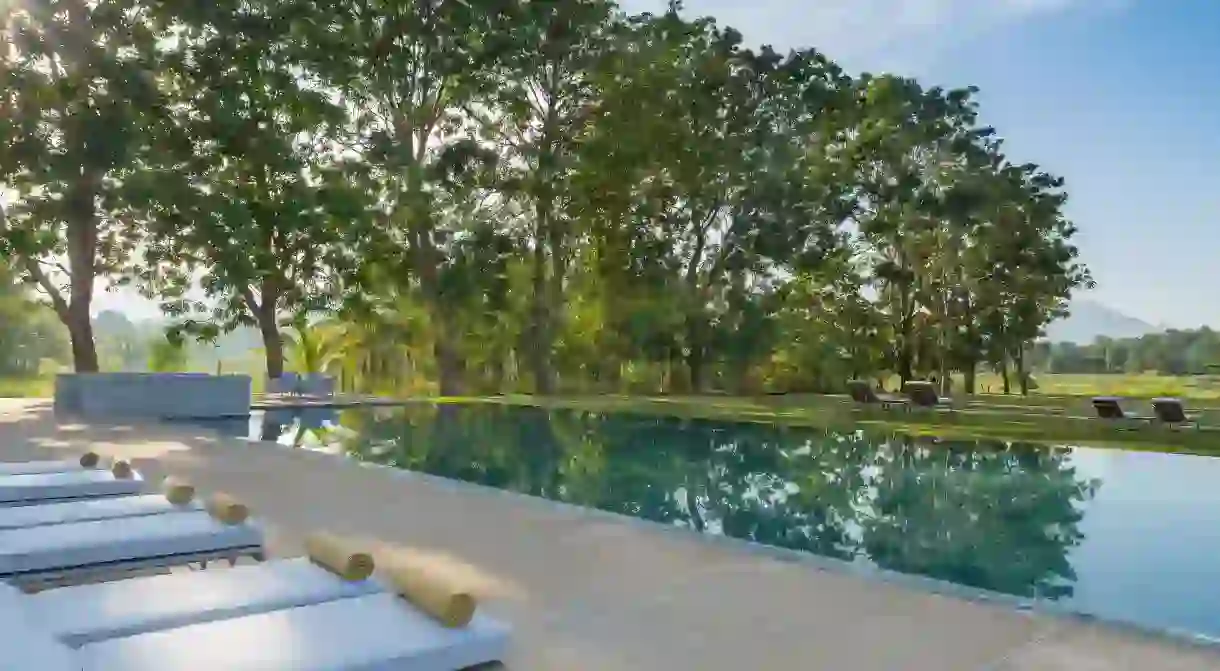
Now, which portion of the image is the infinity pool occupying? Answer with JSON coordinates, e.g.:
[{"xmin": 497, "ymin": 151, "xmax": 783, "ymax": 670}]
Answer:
[{"xmin": 226, "ymin": 403, "xmax": 1220, "ymax": 641}]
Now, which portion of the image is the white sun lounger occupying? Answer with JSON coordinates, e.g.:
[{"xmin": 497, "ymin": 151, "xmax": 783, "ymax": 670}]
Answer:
[
  {"xmin": 0, "ymin": 558, "xmax": 511, "ymax": 670},
  {"xmin": 0, "ymin": 494, "xmax": 198, "ymax": 531},
  {"xmin": 0, "ymin": 510, "xmax": 264, "ymax": 587},
  {"xmin": 0, "ymin": 458, "xmax": 91, "ymax": 477},
  {"xmin": 75, "ymin": 593, "xmax": 511, "ymax": 670},
  {"xmin": 6, "ymin": 557, "xmax": 380, "ymax": 647},
  {"xmin": 0, "ymin": 469, "xmax": 145, "ymax": 508}
]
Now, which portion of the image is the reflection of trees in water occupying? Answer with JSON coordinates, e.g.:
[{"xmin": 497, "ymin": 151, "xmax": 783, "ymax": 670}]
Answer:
[
  {"xmin": 860, "ymin": 437, "xmax": 1098, "ymax": 599},
  {"xmin": 343, "ymin": 405, "xmax": 1099, "ymax": 600},
  {"xmin": 258, "ymin": 408, "xmax": 339, "ymax": 447}
]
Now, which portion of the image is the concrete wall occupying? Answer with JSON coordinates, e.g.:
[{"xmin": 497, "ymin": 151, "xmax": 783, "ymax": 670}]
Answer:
[{"xmin": 54, "ymin": 373, "xmax": 252, "ymax": 420}]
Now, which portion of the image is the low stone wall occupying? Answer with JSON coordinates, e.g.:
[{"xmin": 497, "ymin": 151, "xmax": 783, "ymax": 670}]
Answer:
[{"xmin": 54, "ymin": 373, "xmax": 252, "ymax": 420}]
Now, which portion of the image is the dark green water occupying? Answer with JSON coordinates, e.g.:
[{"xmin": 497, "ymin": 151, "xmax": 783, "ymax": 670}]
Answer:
[{"xmin": 241, "ymin": 403, "xmax": 1220, "ymax": 641}]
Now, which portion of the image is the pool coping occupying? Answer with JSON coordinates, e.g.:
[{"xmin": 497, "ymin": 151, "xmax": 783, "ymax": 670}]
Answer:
[{"xmin": 227, "ymin": 426, "xmax": 1220, "ymax": 655}]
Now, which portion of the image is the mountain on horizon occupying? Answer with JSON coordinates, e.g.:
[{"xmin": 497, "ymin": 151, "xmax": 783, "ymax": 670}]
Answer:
[{"xmin": 1044, "ymin": 299, "xmax": 1158, "ymax": 344}]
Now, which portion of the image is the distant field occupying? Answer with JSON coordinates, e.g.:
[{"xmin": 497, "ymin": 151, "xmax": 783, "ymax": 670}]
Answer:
[{"xmin": 972, "ymin": 373, "xmax": 1220, "ymax": 404}]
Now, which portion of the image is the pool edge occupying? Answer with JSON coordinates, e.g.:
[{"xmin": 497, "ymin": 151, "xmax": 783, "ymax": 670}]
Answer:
[{"xmin": 227, "ymin": 428, "xmax": 1220, "ymax": 653}]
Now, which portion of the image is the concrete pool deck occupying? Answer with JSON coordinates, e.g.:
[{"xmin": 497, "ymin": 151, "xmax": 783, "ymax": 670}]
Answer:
[{"xmin": 1, "ymin": 398, "xmax": 1217, "ymax": 670}]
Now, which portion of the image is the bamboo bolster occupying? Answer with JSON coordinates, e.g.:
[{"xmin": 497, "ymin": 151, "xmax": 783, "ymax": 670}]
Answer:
[
  {"xmin": 111, "ymin": 460, "xmax": 135, "ymax": 480},
  {"xmin": 205, "ymin": 492, "xmax": 250, "ymax": 525},
  {"xmin": 304, "ymin": 533, "xmax": 376, "ymax": 581},
  {"xmin": 161, "ymin": 476, "xmax": 196, "ymax": 505},
  {"xmin": 379, "ymin": 552, "xmax": 477, "ymax": 629}
]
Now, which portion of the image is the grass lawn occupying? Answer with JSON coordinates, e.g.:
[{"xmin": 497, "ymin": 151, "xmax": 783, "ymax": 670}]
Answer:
[
  {"xmin": 970, "ymin": 372, "xmax": 1220, "ymax": 403},
  {"xmin": 0, "ymin": 376, "xmax": 53, "ymax": 398},
  {"xmin": 457, "ymin": 392, "xmax": 1220, "ymax": 456},
  {"xmin": 8, "ymin": 370, "xmax": 1220, "ymax": 454}
]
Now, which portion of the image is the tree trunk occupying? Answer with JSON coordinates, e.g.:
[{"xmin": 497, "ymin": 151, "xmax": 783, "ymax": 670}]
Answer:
[
  {"xmin": 258, "ymin": 315, "xmax": 285, "ymax": 380},
  {"xmin": 547, "ymin": 202, "xmax": 567, "ymax": 392},
  {"xmin": 432, "ymin": 313, "xmax": 465, "ymax": 396},
  {"xmin": 488, "ymin": 355, "xmax": 505, "ymax": 394},
  {"xmin": 686, "ymin": 347, "xmax": 706, "ymax": 393},
  {"xmin": 897, "ymin": 339, "xmax": 914, "ymax": 384},
  {"xmin": 963, "ymin": 363, "xmax": 977, "ymax": 395},
  {"xmin": 1015, "ymin": 347, "xmax": 1029, "ymax": 396},
  {"xmin": 64, "ymin": 173, "xmax": 101, "ymax": 373},
  {"xmin": 1000, "ymin": 358, "xmax": 1011, "ymax": 395},
  {"xmin": 896, "ymin": 305, "xmax": 916, "ymax": 384},
  {"xmin": 528, "ymin": 236, "xmax": 555, "ymax": 395},
  {"xmin": 685, "ymin": 316, "xmax": 708, "ymax": 392},
  {"xmin": 66, "ymin": 307, "xmax": 99, "ymax": 373}
]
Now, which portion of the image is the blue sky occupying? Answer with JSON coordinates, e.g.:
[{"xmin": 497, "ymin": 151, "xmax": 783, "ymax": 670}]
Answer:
[{"xmin": 100, "ymin": 0, "xmax": 1220, "ymax": 328}]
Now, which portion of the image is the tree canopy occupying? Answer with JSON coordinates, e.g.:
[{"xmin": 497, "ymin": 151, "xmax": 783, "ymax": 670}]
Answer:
[{"xmin": 0, "ymin": 0, "xmax": 1092, "ymax": 394}]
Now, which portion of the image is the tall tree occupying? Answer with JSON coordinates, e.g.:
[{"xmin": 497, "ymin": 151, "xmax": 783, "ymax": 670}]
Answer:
[
  {"xmin": 981, "ymin": 161, "xmax": 1092, "ymax": 393},
  {"xmin": 471, "ymin": 0, "xmax": 616, "ymax": 394},
  {"xmin": 851, "ymin": 76, "xmax": 991, "ymax": 385},
  {"xmin": 588, "ymin": 12, "xmax": 855, "ymax": 390},
  {"xmin": 288, "ymin": 0, "xmax": 515, "ymax": 394},
  {"xmin": 0, "ymin": 0, "xmax": 166, "ymax": 371},
  {"xmin": 130, "ymin": 0, "xmax": 367, "ymax": 379}
]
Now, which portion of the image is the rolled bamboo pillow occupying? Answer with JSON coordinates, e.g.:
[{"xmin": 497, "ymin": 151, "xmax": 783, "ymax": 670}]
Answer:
[
  {"xmin": 304, "ymin": 533, "xmax": 375, "ymax": 581},
  {"xmin": 205, "ymin": 492, "xmax": 249, "ymax": 525},
  {"xmin": 380, "ymin": 552, "xmax": 477, "ymax": 628},
  {"xmin": 111, "ymin": 460, "xmax": 134, "ymax": 480},
  {"xmin": 161, "ymin": 476, "xmax": 195, "ymax": 505},
  {"xmin": 78, "ymin": 452, "xmax": 100, "ymax": 468}
]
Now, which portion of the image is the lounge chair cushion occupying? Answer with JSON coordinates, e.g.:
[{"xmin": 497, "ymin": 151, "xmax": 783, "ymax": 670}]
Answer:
[
  {"xmin": 0, "ymin": 494, "xmax": 196, "ymax": 531},
  {"xmin": 0, "ymin": 470, "xmax": 144, "ymax": 506},
  {"xmin": 0, "ymin": 459, "xmax": 88, "ymax": 477},
  {"xmin": 23, "ymin": 557, "xmax": 382, "ymax": 647},
  {"xmin": 76, "ymin": 593, "xmax": 511, "ymax": 670},
  {"xmin": 0, "ymin": 511, "xmax": 261, "ymax": 578}
]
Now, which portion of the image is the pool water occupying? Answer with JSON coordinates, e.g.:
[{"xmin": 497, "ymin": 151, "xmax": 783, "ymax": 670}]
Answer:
[{"xmin": 245, "ymin": 403, "xmax": 1220, "ymax": 640}]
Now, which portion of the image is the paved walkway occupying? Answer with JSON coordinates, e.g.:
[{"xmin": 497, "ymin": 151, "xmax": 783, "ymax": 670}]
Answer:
[{"xmin": 2, "ymin": 399, "xmax": 1218, "ymax": 670}]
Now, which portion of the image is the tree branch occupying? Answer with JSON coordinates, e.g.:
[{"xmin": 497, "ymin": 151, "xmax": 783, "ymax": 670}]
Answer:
[
  {"xmin": 239, "ymin": 285, "xmax": 262, "ymax": 316},
  {"xmin": 23, "ymin": 258, "xmax": 70, "ymax": 320}
]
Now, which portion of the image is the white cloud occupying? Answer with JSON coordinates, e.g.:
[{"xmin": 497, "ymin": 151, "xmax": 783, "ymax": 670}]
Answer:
[{"xmin": 616, "ymin": 0, "xmax": 1112, "ymax": 74}]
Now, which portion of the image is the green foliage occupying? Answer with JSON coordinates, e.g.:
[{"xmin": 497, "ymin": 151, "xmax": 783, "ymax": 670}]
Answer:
[
  {"xmin": 0, "ymin": 0, "xmax": 170, "ymax": 371},
  {"xmin": 147, "ymin": 335, "xmax": 189, "ymax": 372},
  {"xmin": 1031, "ymin": 328, "xmax": 1220, "ymax": 378},
  {"xmin": 0, "ymin": 264, "xmax": 69, "ymax": 375},
  {"xmin": 0, "ymin": 0, "xmax": 1092, "ymax": 396}
]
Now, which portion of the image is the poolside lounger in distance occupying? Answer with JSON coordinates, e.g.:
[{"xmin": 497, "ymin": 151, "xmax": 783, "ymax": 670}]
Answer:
[
  {"xmin": 846, "ymin": 380, "xmax": 908, "ymax": 410},
  {"xmin": 1090, "ymin": 396, "xmax": 1154, "ymax": 424},
  {"xmin": 902, "ymin": 381, "xmax": 954, "ymax": 410},
  {"xmin": 0, "ymin": 494, "xmax": 264, "ymax": 588},
  {"xmin": 0, "ymin": 460, "xmax": 145, "ymax": 508},
  {"xmin": 1151, "ymin": 397, "xmax": 1200, "ymax": 429}
]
